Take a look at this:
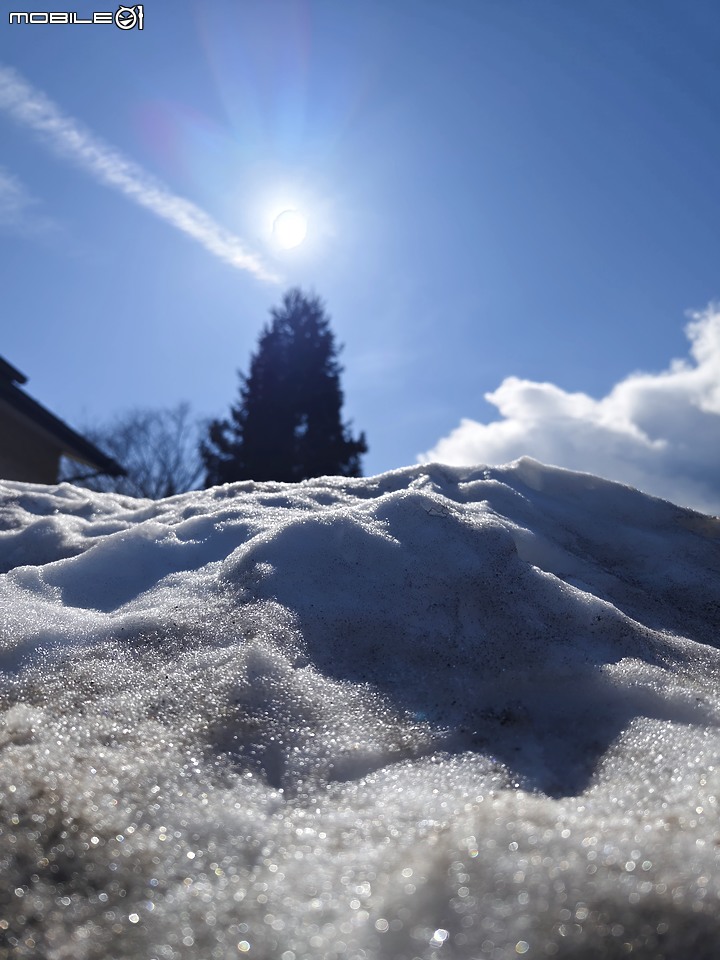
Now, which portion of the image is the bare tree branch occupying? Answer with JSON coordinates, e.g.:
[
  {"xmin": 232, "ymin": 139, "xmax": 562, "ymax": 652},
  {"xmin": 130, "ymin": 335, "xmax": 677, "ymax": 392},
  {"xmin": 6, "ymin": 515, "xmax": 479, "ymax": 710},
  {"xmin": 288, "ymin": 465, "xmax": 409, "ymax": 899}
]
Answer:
[{"xmin": 60, "ymin": 403, "xmax": 204, "ymax": 498}]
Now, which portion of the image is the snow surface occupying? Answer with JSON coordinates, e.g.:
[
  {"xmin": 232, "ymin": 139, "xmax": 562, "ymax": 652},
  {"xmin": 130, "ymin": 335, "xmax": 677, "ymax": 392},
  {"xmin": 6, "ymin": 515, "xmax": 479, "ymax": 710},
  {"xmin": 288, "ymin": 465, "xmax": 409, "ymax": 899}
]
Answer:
[{"xmin": 1, "ymin": 457, "xmax": 719, "ymax": 959}]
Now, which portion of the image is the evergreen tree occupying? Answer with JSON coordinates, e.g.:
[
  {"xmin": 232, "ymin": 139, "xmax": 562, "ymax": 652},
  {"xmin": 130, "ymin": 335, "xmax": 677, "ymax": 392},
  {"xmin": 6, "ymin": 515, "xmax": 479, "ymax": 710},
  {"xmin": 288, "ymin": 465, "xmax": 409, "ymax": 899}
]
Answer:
[{"xmin": 202, "ymin": 289, "xmax": 367, "ymax": 484}]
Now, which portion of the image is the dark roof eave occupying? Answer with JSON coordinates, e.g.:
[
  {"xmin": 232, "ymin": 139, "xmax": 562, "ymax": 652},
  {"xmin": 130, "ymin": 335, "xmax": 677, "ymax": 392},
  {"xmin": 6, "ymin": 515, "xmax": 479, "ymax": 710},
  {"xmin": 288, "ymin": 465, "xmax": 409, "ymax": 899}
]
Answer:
[
  {"xmin": 0, "ymin": 380, "xmax": 126, "ymax": 477},
  {"xmin": 0, "ymin": 357, "xmax": 27, "ymax": 385}
]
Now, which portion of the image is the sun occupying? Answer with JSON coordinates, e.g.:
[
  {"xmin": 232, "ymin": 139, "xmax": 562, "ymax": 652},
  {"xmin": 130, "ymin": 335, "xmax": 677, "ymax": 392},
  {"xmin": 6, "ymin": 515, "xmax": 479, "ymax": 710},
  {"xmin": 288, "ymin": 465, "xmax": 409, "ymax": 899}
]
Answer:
[{"xmin": 272, "ymin": 208, "xmax": 308, "ymax": 249}]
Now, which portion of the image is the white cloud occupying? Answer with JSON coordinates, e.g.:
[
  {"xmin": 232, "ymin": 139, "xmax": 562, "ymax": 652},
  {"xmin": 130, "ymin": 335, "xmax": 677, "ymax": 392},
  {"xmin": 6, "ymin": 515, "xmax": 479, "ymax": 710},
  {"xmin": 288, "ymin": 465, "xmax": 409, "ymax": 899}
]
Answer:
[
  {"xmin": 0, "ymin": 64, "xmax": 279, "ymax": 283},
  {"xmin": 422, "ymin": 306, "xmax": 720, "ymax": 514},
  {"xmin": 0, "ymin": 167, "xmax": 31, "ymax": 224},
  {"xmin": 0, "ymin": 165, "xmax": 56, "ymax": 235}
]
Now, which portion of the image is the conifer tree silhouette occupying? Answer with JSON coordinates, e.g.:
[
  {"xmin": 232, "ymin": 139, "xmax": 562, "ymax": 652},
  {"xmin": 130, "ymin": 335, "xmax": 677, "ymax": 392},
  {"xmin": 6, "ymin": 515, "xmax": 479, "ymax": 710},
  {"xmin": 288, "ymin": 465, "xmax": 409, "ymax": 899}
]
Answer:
[{"xmin": 202, "ymin": 289, "xmax": 367, "ymax": 484}]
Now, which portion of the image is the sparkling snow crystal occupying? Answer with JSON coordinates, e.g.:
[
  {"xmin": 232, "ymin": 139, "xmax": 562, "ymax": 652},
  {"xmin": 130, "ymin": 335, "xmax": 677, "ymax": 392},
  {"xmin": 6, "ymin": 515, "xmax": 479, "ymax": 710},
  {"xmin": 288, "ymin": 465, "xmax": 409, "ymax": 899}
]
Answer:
[{"xmin": 1, "ymin": 458, "xmax": 719, "ymax": 959}]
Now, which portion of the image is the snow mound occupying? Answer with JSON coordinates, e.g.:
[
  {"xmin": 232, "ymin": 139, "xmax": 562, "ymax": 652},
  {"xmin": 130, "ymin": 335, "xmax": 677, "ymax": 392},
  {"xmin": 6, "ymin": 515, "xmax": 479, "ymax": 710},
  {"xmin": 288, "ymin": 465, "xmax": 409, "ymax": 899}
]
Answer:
[{"xmin": 1, "ymin": 458, "xmax": 719, "ymax": 959}]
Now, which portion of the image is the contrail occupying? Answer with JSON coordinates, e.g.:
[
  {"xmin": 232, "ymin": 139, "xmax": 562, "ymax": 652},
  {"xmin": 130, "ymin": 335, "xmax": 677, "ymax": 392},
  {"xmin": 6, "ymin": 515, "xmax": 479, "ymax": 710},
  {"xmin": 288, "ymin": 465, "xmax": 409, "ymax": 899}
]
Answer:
[
  {"xmin": 0, "ymin": 165, "xmax": 37, "ymax": 225},
  {"xmin": 0, "ymin": 64, "xmax": 280, "ymax": 283}
]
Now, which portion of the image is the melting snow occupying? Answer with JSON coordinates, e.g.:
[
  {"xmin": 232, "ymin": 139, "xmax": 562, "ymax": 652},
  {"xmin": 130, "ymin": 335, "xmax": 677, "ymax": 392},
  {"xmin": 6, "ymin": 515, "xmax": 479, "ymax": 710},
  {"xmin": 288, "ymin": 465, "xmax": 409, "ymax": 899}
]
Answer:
[{"xmin": 1, "ymin": 457, "xmax": 719, "ymax": 958}]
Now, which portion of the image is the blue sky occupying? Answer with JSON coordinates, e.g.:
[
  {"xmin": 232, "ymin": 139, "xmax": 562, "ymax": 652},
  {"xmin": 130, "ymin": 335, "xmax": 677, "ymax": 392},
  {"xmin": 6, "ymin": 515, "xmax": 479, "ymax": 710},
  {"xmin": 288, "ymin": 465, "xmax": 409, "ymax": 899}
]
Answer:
[{"xmin": 3, "ymin": 1, "xmax": 720, "ymax": 508}]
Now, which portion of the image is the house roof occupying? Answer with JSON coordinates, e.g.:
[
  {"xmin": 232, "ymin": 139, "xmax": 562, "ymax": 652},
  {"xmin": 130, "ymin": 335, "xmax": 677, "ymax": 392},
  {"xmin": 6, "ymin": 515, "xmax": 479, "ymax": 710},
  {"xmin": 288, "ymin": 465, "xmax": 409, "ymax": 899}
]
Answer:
[
  {"xmin": 0, "ymin": 356, "xmax": 126, "ymax": 477},
  {"xmin": 0, "ymin": 357, "xmax": 27, "ymax": 385}
]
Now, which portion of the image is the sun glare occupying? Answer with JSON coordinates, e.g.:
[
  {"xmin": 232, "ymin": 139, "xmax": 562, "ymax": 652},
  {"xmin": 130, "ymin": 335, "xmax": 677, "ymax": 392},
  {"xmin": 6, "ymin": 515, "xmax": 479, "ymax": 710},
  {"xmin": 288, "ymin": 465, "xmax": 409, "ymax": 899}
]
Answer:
[{"xmin": 272, "ymin": 208, "xmax": 308, "ymax": 249}]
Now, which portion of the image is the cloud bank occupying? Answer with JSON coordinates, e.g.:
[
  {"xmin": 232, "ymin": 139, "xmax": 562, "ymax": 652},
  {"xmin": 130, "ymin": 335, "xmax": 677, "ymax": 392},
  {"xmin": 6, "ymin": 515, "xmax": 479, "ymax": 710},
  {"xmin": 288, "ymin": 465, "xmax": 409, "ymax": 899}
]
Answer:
[
  {"xmin": 423, "ymin": 306, "xmax": 720, "ymax": 515},
  {"xmin": 0, "ymin": 64, "xmax": 278, "ymax": 282}
]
